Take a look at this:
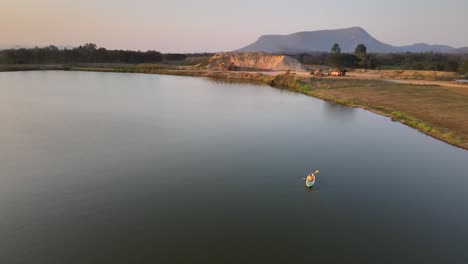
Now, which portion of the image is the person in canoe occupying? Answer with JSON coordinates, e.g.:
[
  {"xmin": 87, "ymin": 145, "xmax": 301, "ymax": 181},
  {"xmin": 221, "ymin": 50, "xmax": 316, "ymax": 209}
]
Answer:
[
  {"xmin": 304, "ymin": 169, "xmax": 319, "ymax": 188},
  {"xmin": 306, "ymin": 173, "xmax": 315, "ymax": 183}
]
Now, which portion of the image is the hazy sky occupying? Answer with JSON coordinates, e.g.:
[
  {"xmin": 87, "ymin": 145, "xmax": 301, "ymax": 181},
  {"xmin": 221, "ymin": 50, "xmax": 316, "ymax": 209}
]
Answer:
[{"xmin": 1, "ymin": 0, "xmax": 467, "ymax": 52}]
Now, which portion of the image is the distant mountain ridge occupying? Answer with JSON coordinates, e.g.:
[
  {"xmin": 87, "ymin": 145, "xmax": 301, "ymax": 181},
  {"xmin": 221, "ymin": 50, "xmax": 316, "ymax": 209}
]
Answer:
[
  {"xmin": 236, "ymin": 27, "xmax": 468, "ymax": 54},
  {"xmin": 0, "ymin": 44, "xmax": 30, "ymax": 50},
  {"xmin": 0, "ymin": 44, "xmax": 75, "ymax": 50}
]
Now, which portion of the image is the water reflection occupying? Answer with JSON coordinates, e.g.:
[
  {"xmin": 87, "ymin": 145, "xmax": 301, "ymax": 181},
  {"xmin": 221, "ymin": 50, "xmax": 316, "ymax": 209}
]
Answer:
[
  {"xmin": 0, "ymin": 71, "xmax": 467, "ymax": 263},
  {"xmin": 206, "ymin": 77, "xmax": 265, "ymax": 86},
  {"xmin": 322, "ymin": 100, "xmax": 357, "ymax": 120}
]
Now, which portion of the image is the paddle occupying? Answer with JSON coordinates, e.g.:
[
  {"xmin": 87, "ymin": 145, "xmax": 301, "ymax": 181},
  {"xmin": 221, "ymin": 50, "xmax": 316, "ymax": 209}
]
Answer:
[{"xmin": 302, "ymin": 169, "xmax": 320, "ymax": 180}]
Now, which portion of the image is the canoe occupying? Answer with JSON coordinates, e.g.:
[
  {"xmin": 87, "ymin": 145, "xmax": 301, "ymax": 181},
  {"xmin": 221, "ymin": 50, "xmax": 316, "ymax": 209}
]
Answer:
[{"xmin": 305, "ymin": 178, "xmax": 315, "ymax": 188}]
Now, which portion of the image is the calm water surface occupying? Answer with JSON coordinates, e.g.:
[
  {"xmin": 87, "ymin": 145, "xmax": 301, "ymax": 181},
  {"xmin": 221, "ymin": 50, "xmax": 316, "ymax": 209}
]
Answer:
[{"xmin": 0, "ymin": 71, "xmax": 467, "ymax": 263}]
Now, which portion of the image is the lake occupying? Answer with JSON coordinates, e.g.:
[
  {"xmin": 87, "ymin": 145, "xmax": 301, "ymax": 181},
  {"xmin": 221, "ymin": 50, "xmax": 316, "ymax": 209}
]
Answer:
[{"xmin": 1, "ymin": 71, "xmax": 467, "ymax": 263}]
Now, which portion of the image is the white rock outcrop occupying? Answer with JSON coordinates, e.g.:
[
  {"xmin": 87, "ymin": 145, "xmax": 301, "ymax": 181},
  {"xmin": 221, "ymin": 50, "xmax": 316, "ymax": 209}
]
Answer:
[{"xmin": 207, "ymin": 52, "xmax": 306, "ymax": 72}]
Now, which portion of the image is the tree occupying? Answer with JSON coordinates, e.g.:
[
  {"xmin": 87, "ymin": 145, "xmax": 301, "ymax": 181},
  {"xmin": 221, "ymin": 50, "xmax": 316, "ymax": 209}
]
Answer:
[
  {"xmin": 326, "ymin": 54, "xmax": 358, "ymax": 68},
  {"xmin": 331, "ymin": 43, "xmax": 341, "ymax": 54},
  {"xmin": 83, "ymin": 43, "xmax": 97, "ymax": 51},
  {"xmin": 355, "ymin": 44, "xmax": 367, "ymax": 57},
  {"xmin": 459, "ymin": 59, "xmax": 468, "ymax": 74},
  {"xmin": 355, "ymin": 44, "xmax": 367, "ymax": 67},
  {"xmin": 445, "ymin": 60, "xmax": 459, "ymax": 72},
  {"xmin": 0, "ymin": 44, "xmax": 166, "ymax": 65},
  {"xmin": 144, "ymin": 50, "xmax": 163, "ymax": 62},
  {"xmin": 165, "ymin": 53, "xmax": 187, "ymax": 61}
]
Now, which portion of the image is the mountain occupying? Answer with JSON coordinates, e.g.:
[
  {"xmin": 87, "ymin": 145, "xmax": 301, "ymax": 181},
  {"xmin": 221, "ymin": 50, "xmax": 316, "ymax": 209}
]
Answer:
[
  {"xmin": 456, "ymin": 47, "xmax": 468, "ymax": 54},
  {"xmin": 399, "ymin": 43, "xmax": 455, "ymax": 53},
  {"xmin": 236, "ymin": 27, "xmax": 468, "ymax": 54}
]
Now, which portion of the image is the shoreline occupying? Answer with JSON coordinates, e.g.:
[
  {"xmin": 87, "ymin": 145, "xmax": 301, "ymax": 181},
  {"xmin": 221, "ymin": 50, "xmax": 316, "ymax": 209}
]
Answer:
[
  {"xmin": 267, "ymin": 74, "xmax": 467, "ymax": 150},
  {"xmin": 1, "ymin": 65, "xmax": 467, "ymax": 150}
]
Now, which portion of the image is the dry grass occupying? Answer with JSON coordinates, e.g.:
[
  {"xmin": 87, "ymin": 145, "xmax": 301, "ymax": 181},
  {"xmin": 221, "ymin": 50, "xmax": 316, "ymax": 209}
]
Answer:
[
  {"xmin": 351, "ymin": 69, "xmax": 462, "ymax": 81},
  {"xmin": 307, "ymin": 79, "xmax": 468, "ymax": 149}
]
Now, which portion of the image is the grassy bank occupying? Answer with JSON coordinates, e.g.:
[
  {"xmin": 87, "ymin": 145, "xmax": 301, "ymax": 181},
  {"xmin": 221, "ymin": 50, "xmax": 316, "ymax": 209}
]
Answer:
[
  {"xmin": 270, "ymin": 74, "xmax": 468, "ymax": 149},
  {"xmin": 352, "ymin": 69, "xmax": 463, "ymax": 81},
  {"xmin": 1, "ymin": 64, "xmax": 467, "ymax": 150},
  {"xmin": 0, "ymin": 64, "xmax": 69, "ymax": 71},
  {"xmin": 71, "ymin": 65, "xmax": 468, "ymax": 150},
  {"xmin": 69, "ymin": 64, "xmax": 279, "ymax": 84}
]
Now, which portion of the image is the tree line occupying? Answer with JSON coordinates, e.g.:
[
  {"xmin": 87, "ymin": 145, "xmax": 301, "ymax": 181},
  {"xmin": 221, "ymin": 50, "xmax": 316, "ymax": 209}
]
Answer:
[
  {"xmin": 1, "ymin": 42, "xmax": 467, "ymax": 74},
  {"xmin": 0, "ymin": 43, "xmax": 190, "ymax": 64},
  {"xmin": 290, "ymin": 43, "xmax": 468, "ymax": 74}
]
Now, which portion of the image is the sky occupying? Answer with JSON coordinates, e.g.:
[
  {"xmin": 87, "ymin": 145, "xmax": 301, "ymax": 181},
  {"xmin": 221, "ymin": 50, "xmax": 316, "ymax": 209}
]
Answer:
[{"xmin": 1, "ymin": 0, "xmax": 467, "ymax": 52}]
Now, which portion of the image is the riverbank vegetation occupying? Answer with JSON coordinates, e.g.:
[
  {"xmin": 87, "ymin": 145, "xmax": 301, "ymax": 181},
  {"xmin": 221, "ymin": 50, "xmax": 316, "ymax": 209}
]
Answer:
[
  {"xmin": 270, "ymin": 74, "xmax": 468, "ymax": 149},
  {"xmin": 0, "ymin": 43, "xmax": 213, "ymax": 65},
  {"xmin": 289, "ymin": 47, "xmax": 468, "ymax": 73}
]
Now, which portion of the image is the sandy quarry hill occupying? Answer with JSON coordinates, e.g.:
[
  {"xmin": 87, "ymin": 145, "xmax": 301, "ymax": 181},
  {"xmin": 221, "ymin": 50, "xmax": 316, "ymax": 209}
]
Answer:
[{"xmin": 207, "ymin": 52, "xmax": 306, "ymax": 72}]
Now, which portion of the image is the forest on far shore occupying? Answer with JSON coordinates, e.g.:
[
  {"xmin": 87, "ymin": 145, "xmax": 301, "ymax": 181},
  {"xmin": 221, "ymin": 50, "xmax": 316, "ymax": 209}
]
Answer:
[{"xmin": 1, "ymin": 43, "xmax": 467, "ymax": 74}]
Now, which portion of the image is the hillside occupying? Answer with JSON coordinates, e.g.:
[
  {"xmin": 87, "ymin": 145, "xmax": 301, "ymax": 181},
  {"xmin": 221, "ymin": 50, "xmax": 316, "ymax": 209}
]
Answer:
[{"xmin": 236, "ymin": 27, "xmax": 468, "ymax": 54}]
